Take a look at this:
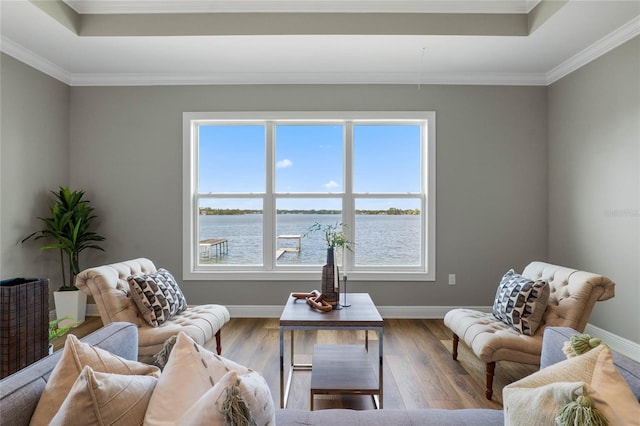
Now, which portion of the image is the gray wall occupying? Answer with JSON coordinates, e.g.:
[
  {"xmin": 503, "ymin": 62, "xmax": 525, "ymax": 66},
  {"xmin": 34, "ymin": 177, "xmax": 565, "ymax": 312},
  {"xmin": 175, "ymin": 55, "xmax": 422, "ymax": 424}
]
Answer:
[
  {"xmin": 67, "ymin": 84, "xmax": 548, "ymax": 308},
  {"xmin": 0, "ymin": 54, "xmax": 70, "ymax": 295},
  {"xmin": 548, "ymin": 37, "xmax": 640, "ymax": 343},
  {"xmin": 27, "ymin": 44, "xmax": 640, "ymax": 339},
  {"xmin": 5, "ymin": 41, "xmax": 638, "ymax": 344}
]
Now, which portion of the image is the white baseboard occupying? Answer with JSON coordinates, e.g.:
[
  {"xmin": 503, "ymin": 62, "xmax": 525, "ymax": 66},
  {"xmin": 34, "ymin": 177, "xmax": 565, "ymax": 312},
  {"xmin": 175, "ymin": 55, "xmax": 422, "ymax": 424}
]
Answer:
[
  {"xmin": 226, "ymin": 305, "xmax": 283, "ymax": 318},
  {"xmin": 585, "ymin": 323, "xmax": 640, "ymax": 362},
  {"xmin": 86, "ymin": 304, "xmax": 100, "ymax": 317},
  {"xmin": 84, "ymin": 303, "xmax": 639, "ymax": 361}
]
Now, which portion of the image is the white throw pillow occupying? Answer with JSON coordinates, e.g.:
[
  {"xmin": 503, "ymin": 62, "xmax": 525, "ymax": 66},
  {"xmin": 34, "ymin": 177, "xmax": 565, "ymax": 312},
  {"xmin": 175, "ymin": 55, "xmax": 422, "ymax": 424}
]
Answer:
[
  {"xmin": 50, "ymin": 366, "xmax": 157, "ymax": 426},
  {"xmin": 503, "ymin": 345, "xmax": 640, "ymax": 426},
  {"xmin": 179, "ymin": 370, "xmax": 274, "ymax": 425},
  {"xmin": 144, "ymin": 332, "xmax": 274, "ymax": 426},
  {"xmin": 30, "ymin": 334, "xmax": 160, "ymax": 426}
]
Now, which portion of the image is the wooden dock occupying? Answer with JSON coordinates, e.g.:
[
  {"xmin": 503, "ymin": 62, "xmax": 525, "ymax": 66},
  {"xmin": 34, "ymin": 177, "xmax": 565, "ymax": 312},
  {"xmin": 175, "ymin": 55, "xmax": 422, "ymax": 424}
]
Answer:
[
  {"xmin": 276, "ymin": 234, "xmax": 301, "ymax": 260},
  {"xmin": 199, "ymin": 238, "xmax": 228, "ymax": 260}
]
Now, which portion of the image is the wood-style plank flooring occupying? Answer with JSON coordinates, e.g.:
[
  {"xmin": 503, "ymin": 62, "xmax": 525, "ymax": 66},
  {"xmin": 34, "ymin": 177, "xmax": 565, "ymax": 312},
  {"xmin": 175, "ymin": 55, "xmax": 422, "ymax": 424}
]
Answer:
[
  {"xmin": 63, "ymin": 317, "xmax": 539, "ymax": 411},
  {"xmin": 215, "ymin": 318, "xmax": 538, "ymax": 410}
]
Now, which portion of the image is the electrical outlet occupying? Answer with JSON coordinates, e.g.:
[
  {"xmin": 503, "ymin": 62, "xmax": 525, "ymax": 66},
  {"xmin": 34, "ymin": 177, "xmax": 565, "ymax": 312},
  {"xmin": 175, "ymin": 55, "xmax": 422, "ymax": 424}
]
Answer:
[{"xmin": 448, "ymin": 274, "xmax": 456, "ymax": 285}]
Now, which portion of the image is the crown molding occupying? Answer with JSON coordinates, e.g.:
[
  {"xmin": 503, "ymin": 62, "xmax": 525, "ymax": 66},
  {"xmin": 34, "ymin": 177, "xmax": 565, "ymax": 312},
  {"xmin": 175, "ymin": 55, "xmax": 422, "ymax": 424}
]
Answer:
[
  {"xmin": 546, "ymin": 15, "xmax": 640, "ymax": 85},
  {"xmin": 2, "ymin": 13, "xmax": 635, "ymax": 88},
  {"xmin": 63, "ymin": 0, "xmax": 537, "ymax": 15},
  {"xmin": 67, "ymin": 71, "xmax": 549, "ymax": 86},
  {"xmin": 525, "ymin": 0, "xmax": 541, "ymax": 14},
  {"xmin": 0, "ymin": 36, "xmax": 71, "ymax": 85}
]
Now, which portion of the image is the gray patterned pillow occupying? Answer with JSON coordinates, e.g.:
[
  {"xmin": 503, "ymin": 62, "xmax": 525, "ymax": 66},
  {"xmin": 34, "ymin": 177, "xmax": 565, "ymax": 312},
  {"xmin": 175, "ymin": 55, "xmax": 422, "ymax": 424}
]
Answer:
[
  {"xmin": 128, "ymin": 275, "xmax": 171, "ymax": 327},
  {"xmin": 492, "ymin": 269, "xmax": 550, "ymax": 336},
  {"xmin": 128, "ymin": 271, "xmax": 184, "ymax": 327},
  {"xmin": 156, "ymin": 268, "xmax": 188, "ymax": 314}
]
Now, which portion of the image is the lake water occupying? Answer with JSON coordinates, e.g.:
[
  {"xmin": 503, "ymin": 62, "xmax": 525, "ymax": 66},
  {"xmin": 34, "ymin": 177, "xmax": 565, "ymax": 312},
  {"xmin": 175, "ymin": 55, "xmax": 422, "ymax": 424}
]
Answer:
[{"xmin": 199, "ymin": 214, "xmax": 421, "ymax": 266}]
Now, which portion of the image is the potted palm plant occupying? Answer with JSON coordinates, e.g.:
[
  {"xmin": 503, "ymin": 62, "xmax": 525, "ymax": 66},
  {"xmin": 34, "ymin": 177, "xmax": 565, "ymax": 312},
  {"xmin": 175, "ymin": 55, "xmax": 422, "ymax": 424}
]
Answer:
[{"xmin": 22, "ymin": 187, "xmax": 106, "ymax": 326}]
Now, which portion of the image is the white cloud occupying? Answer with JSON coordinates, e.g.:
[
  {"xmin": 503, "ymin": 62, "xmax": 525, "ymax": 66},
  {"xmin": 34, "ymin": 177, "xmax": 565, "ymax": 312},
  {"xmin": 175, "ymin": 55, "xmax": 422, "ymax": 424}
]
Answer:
[
  {"xmin": 276, "ymin": 159, "xmax": 293, "ymax": 168},
  {"xmin": 324, "ymin": 180, "xmax": 339, "ymax": 188}
]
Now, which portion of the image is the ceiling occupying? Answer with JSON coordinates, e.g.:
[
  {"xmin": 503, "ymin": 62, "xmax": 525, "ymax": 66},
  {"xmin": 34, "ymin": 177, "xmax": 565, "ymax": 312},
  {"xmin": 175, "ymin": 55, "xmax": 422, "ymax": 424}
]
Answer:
[{"xmin": 1, "ymin": 0, "xmax": 639, "ymax": 86}]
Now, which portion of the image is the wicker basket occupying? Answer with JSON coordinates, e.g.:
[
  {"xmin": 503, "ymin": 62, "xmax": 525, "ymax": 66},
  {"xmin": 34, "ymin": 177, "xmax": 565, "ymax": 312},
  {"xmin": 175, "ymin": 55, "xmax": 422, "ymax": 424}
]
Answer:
[{"xmin": 0, "ymin": 278, "xmax": 49, "ymax": 378}]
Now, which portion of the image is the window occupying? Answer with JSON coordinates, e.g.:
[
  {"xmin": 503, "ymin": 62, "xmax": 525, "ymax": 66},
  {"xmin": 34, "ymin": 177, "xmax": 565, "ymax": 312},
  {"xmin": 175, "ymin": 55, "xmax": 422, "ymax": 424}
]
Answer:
[{"xmin": 183, "ymin": 112, "xmax": 436, "ymax": 281}]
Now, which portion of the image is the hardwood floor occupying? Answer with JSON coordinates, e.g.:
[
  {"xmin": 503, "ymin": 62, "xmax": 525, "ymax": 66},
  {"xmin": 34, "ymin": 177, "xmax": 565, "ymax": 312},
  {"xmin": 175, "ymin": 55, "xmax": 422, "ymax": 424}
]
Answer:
[
  {"xmin": 214, "ymin": 317, "xmax": 538, "ymax": 411},
  {"xmin": 65, "ymin": 316, "xmax": 538, "ymax": 411}
]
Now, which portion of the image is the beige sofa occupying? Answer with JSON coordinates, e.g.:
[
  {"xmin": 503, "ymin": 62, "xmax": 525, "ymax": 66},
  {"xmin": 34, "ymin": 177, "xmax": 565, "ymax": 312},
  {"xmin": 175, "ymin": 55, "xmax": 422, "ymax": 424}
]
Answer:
[
  {"xmin": 76, "ymin": 258, "xmax": 230, "ymax": 363},
  {"xmin": 4, "ymin": 323, "xmax": 638, "ymax": 425}
]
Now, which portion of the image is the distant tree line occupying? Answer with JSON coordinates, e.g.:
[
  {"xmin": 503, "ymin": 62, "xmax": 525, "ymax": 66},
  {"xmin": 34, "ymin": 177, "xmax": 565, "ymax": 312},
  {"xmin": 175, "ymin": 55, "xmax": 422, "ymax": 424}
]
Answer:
[
  {"xmin": 199, "ymin": 207, "xmax": 420, "ymax": 215},
  {"xmin": 199, "ymin": 208, "xmax": 261, "ymax": 215}
]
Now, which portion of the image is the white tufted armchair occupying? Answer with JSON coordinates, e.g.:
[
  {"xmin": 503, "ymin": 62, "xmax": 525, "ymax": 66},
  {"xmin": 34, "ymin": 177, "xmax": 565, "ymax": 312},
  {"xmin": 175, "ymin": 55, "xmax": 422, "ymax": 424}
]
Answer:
[
  {"xmin": 76, "ymin": 258, "xmax": 230, "ymax": 364},
  {"xmin": 444, "ymin": 261, "xmax": 614, "ymax": 400}
]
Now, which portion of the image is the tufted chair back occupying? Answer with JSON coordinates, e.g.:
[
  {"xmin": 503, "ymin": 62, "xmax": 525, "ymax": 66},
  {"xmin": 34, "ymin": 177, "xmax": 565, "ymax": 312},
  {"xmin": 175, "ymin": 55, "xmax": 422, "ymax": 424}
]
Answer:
[
  {"xmin": 521, "ymin": 261, "xmax": 615, "ymax": 333},
  {"xmin": 76, "ymin": 258, "xmax": 157, "ymax": 327}
]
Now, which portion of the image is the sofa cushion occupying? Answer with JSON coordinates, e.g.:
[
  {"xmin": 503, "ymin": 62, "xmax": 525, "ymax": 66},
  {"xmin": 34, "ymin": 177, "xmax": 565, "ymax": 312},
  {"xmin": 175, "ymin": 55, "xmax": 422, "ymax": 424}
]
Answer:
[
  {"xmin": 492, "ymin": 269, "xmax": 549, "ymax": 336},
  {"xmin": 49, "ymin": 366, "xmax": 157, "ymax": 426},
  {"xmin": 503, "ymin": 345, "xmax": 640, "ymax": 425},
  {"xmin": 144, "ymin": 332, "xmax": 274, "ymax": 426},
  {"xmin": 30, "ymin": 334, "xmax": 160, "ymax": 426},
  {"xmin": 444, "ymin": 308, "xmax": 543, "ymax": 364},
  {"xmin": 136, "ymin": 304, "xmax": 231, "ymax": 364}
]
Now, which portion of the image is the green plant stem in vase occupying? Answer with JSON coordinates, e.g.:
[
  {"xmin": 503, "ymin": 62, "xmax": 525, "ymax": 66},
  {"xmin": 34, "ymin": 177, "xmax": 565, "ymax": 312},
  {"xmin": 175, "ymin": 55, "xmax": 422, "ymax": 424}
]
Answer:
[
  {"xmin": 304, "ymin": 221, "xmax": 354, "ymax": 253},
  {"xmin": 304, "ymin": 221, "xmax": 354, "ymax": 309}
]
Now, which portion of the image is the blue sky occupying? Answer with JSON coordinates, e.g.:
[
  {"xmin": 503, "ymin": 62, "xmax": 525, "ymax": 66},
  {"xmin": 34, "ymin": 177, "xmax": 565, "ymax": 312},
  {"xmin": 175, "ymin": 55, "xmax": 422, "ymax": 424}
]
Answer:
[{"xmin": 199, "ymin": 123, "xmax": 421, "ymax": 210}]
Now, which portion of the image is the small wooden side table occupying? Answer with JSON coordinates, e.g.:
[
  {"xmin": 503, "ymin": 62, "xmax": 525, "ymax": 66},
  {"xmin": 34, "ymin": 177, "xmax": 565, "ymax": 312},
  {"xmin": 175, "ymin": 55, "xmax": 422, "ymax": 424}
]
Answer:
[{"xmin": 279, "ymin": 292, "xmax": 383, "ymax": 409}]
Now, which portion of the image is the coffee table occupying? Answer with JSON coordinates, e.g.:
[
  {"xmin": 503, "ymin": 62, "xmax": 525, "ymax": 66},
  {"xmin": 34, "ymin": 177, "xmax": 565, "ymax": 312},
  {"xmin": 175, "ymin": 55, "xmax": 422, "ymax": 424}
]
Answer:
[{"xmin": 279, "ymin": 292, "xmax": 383, "ymax": 409}]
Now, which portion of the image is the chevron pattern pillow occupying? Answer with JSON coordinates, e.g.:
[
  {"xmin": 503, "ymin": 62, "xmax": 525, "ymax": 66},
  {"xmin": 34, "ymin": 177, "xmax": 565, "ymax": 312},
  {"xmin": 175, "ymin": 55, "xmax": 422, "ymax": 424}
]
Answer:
[
  {"xmin": 128, "ymin": 268, "xmax": 187, "ymax": 327},
  {"xmin": 156, "ymin": 268, "xmax": 188, "ymax": 314},
  {"xmin": 492, "ymin": 269, "xmax": 550, "ymax": 336}
]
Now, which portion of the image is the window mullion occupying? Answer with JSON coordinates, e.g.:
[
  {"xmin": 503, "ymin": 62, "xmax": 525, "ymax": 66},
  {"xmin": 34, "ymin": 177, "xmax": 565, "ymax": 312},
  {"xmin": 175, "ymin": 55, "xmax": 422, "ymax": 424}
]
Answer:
[
  {"xmin": 264, "ymin": 121, "xmax": 275, "ymax": 270},
  {"xmin": 344, "ymin": 122, "xmax": 354, "ymax": 271},
  {"xmin": 190, "ymin": 123, "xmax": 201, "ymax": 272}
]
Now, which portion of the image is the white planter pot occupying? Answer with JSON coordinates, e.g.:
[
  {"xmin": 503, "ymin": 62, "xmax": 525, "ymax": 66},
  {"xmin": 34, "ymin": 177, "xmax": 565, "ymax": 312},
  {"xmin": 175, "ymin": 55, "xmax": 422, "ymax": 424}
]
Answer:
[{"xmin": 54, "ymin": 290, "xmax": 87, "ymax": 327}]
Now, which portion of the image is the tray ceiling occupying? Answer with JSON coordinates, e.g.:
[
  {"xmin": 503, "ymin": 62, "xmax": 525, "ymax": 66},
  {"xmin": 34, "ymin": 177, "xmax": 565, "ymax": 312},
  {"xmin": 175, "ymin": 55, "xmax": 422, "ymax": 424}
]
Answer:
[{"xmin": 1, "ymin": 0, "xmax": 638, "ymax": 86}]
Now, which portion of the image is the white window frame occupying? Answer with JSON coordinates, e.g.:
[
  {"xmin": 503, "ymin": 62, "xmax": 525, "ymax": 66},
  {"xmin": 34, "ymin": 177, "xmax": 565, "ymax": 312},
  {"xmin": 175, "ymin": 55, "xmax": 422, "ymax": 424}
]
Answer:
[{"xmin": 183, "ymin": 111, "xmax": 436, "ymax": 282}]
